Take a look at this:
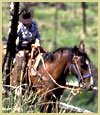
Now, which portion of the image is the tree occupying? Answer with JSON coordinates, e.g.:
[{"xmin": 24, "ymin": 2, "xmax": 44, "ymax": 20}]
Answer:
[
  {"xmin": 54, "ymin": 3, "xmax": 59, "ymax": 49},
  {"xmin": 81, "ymin": 2, "xmax": 87, "ymax": 35},
  {"xmin": 2, "ymin": 2, "xmax": 20, "ymax": 92}
]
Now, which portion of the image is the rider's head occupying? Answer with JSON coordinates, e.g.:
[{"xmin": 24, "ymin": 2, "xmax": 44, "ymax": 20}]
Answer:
[{"xmin": 19, "ymin": 9, "xmax": 33, "ymax": 26}]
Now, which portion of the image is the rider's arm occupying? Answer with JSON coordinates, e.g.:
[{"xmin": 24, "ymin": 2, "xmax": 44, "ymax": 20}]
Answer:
[{"xmin": 31, "ymin": 21, "xmax": 41, "ymax": 48}]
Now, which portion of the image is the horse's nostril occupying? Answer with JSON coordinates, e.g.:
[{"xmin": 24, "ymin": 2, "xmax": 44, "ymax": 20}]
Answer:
[
  {"xmin": 83, "ymin": 84, "xmax": 90, "ymax": 91},
  {"xmin": 90, "ymin": 85, "xmax": 94, "ymax": 90},
  {"xmin": 85, "ymin": 85, "xmax": 93, "ymax": 91}
]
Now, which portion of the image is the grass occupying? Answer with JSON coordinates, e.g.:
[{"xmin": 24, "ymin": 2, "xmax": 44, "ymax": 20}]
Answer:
[{"xmin": 2, "ymin": 2, "xmax": 98, "ymax": 113}]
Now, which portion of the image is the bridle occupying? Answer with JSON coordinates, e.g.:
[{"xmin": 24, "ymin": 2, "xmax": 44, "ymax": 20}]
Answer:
[{"xmin": 69, "ymin": 55, "xmax": 93, "ymax": 84}]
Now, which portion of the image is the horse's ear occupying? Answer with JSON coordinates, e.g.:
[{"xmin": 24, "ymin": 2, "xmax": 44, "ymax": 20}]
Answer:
[
  {"xmin": 73, "ymin": 46, "xmax": 78, "ymax": 53},
  {"xmin": 79, "ymin": 41, "xmax": 85, "ymax": 52}
]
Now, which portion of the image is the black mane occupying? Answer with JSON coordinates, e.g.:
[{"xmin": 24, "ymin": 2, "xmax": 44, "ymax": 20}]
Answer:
[
  {"xmin": 37, "ymin": 46, "xmax": 90, "ymax": 69},
  {"xmin": 37, "ymin": 47, "xmax": 74, "ymax": 69},
  {"xmin": 43, "ymin": 47, "xmax": 71, "ymax": 62}
]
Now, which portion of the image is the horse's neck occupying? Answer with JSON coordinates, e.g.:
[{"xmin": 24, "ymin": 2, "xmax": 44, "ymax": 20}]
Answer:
[
  {"xmin": 49, "ymin": 50, "xmax": 71, "ymax": 81},
  {"xmin": 56, "ymin": 50, "xmax": 69, "ymax": 62},
  {"xmin": 51, "ymin": 50, "xmax": 70, "ymax": 73},
  {"xmin": 61, "ymin": 50, "xmax": 71, "ymax": 72}
]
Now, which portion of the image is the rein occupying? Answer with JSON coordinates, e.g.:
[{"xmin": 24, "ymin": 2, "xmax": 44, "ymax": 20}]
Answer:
[{"xmin": 37, "ymin": 47, "xmax": 80, "ymax": 91}]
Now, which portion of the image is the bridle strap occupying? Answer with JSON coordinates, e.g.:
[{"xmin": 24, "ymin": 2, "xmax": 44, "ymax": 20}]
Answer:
[
  {"xmin": 69, "ymin": 64, "xmax": 82, "ymax": 82},
  {"xmin": 69, "ymin": 64, "xmax": 93, "ymax": 83},
  {"xmin": 69, "ymin": 64, "xmax": 80, "ymax": 77},
  {"xmin": 73, "ymin": 56, "xmax": 84, "ymax": 82},
  {"xmin": 82, "ymin": 73, "xmax": 93, "ymax": 79}
]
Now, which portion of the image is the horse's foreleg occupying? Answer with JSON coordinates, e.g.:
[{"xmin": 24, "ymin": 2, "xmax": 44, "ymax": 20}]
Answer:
[{"xmin": 39, "ymin": 92, "xmax": 58, "ymax": 113}]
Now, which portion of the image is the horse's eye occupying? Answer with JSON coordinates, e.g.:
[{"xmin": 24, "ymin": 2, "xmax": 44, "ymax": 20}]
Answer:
[
  {"xmin": 80, "ymin": 56, "xmax": 85, "ymax": 61},
  {"xmin": 81, "ymin": 64, "xmax": 85, "ymax": 68},
  {"xmin": 81, "ymin": 64, "xmax": 88, "ymax": 69}
]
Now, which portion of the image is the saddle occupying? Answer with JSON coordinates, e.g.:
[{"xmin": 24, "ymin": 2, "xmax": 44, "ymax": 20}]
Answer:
[
  {"xmin": 12, "ymin": 46, "xmax": 47, "ymax": 87},
  {"xmin": 28, "ymin": 46, "xmax": 46, "ymax": 77}
]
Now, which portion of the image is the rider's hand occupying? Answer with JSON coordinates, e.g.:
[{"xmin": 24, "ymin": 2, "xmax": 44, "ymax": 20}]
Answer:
[{"xmin": 35, "ymin": 39, "xmax": 40, "ymax": 47}]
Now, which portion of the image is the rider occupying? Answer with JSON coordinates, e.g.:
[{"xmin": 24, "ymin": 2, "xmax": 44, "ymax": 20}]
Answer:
[
  {"xmin": 16, "ymin": 9, "xmax": 40, "ymax": 53},
  {"xmin": 15, "ymin": 9, "xmax": 41, "ymax": 86}
]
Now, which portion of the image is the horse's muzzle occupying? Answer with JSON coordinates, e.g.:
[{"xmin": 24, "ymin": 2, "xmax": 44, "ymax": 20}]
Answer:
[{"xmin": 84, "ymin": 84, "xmax": 94, "ymax": 91}]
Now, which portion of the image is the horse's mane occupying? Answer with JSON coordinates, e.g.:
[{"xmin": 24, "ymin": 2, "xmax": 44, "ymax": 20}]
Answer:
[
  {"xmin": 37, "ymin": 46, "xmax": 90, "ymax": 69},
  {"xmin": 43, "ymin": 47, "xmax": 71, "ymax": 62},
  {"xmin": 37, "ymin": 47, "xmax": 74, "ymax": 69}
]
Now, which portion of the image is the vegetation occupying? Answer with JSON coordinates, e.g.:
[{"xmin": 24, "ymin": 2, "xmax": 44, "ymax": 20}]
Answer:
[{"xmin": 2, "ymin": 2, "xmax": 98, "ymax": 113}]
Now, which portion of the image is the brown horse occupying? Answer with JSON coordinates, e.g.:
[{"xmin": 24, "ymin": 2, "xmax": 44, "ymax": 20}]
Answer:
[
  {"xmin": 24, "ymin": 41, "xmax": 93, "ymax": 112},
  {"xmin": 8, "ymin": 41, "xmax": 94, "ymax": 112}
]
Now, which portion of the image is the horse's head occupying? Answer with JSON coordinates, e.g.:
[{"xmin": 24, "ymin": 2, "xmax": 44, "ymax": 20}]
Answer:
[{"xmin": 69, "ymin": 41, "xmax": 94, "ymax": 90}]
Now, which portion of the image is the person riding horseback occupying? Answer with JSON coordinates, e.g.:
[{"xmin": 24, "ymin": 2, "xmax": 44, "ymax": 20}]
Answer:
[
  {"xmin": 15, "ymin": 9, "xmax": 41, "ymax": 86},
  {"xmin": 16, "ymin": 9, "xmax": 41, "ymax": 53}
]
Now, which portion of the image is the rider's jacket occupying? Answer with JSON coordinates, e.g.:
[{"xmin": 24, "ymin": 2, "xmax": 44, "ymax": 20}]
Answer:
[{"xmin": 17, "ymin": 21, "xmax": 41, "ymax": 43}]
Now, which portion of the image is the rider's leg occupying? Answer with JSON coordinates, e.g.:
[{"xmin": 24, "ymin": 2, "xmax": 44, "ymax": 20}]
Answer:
[{"xmin": 15, "ymin": 51, "xmax": 25, "ymax": 86}]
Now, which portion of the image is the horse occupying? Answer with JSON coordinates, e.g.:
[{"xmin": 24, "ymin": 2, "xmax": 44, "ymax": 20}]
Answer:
[
  {"xmin": 26, "ymin": 41, "xmax": 94, "ymax": 112},
  {"xmin": 10, "ymin": 41, "xmax": 94, "ymax": 112}
]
